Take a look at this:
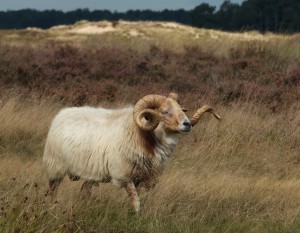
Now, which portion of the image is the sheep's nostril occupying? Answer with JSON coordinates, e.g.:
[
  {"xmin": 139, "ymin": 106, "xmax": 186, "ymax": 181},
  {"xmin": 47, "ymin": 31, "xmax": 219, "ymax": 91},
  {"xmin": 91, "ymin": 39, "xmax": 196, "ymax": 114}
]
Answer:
[{"xmin": 183, "ymin": 121, "xmax": 191, "ymax": 128}]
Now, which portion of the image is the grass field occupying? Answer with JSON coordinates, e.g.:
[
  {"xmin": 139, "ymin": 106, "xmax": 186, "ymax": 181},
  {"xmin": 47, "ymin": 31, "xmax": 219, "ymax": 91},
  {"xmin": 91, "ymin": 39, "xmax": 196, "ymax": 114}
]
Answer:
[{"xmin": 0, "ymin": 21, "xmax": 299, "ymax": 232}]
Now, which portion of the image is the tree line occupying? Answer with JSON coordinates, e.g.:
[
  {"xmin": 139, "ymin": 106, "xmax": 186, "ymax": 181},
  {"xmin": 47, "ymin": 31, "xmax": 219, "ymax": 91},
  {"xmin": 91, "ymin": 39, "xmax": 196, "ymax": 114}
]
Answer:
[{"xmin": 0, "ymin": 0, "xmax": 299, "ymax": 33}]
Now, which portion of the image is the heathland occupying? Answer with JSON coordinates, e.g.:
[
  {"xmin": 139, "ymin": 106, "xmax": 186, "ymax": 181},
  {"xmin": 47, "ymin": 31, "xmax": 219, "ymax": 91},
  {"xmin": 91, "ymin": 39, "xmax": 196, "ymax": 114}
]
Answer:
[{"xmin": 0, "ymin": 21, "xmax": 299, "ymax": 232}]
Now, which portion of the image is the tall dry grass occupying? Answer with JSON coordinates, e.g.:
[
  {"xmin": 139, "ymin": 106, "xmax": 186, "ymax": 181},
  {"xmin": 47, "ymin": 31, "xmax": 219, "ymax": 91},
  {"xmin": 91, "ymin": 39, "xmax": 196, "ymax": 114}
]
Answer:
[
  {"xmin": 0, "ymin": 97, "xmax": 299, "ymax": 232},
  {"xmin": 0, "ymin": 97, "xmax": 60, "ymax": 159}
]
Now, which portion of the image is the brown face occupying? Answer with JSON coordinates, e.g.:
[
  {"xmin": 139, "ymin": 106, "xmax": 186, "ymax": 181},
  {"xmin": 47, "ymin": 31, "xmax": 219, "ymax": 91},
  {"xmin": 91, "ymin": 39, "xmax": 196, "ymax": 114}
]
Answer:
[{"xmin": 159, "ymin": 98, "xmax": 192, "ymax": 133}]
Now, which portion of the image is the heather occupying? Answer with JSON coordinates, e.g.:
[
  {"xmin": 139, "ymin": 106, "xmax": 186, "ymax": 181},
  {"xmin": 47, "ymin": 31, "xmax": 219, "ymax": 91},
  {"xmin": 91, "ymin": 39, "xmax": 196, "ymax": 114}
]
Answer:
[{"xmin": 0, "ymin": 38, "xmax": 299, "ymax": 111}]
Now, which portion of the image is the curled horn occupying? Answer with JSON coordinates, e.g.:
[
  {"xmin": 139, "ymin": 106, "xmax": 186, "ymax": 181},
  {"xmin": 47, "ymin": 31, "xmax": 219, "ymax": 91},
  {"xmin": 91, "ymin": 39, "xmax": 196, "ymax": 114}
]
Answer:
[
  {"xmin": 133, "ymin": 95, "xmax": 166, "ymax": 131},
  {"xmin": 190, "ymin": 105, "xmax": 221, "ymax": 126}
]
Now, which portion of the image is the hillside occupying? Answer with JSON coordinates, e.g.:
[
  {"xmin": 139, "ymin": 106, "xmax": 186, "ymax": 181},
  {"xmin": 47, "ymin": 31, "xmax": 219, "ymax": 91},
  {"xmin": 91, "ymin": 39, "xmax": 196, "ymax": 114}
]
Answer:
[{"xmin": 0, "ymin": 20, "xmax": 299, "ymax": 110}]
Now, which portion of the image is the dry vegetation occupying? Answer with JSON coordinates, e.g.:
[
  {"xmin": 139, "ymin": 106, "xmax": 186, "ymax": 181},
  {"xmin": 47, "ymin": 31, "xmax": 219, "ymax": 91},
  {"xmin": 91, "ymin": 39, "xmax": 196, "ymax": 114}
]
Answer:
[{"xmin": 0, "ymin": 20, "xmax": 299, "ymax": 232}]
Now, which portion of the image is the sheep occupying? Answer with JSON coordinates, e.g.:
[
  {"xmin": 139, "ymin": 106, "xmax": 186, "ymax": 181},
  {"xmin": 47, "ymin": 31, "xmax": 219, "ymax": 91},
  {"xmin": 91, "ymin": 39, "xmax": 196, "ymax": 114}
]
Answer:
[{"xmin": 43, "ymin": 92, "xmax": 220, "ymax": 213}]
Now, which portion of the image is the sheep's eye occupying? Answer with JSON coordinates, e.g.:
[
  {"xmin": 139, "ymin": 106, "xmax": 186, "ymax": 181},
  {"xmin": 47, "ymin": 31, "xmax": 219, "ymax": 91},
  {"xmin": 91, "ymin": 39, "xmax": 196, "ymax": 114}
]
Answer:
[
  {"xmin": 182, "ymin": 108, "xmax": 188, "ymax": 112},
  {"xmin": 162, "ymin": 111, "xmax": 169, "ymax": 116}
]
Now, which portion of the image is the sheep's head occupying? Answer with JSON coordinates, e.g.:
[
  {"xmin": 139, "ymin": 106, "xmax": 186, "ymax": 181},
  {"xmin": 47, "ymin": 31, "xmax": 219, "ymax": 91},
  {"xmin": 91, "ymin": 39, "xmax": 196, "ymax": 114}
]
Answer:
[{"xmin": 133, "ymin": 92, "xmax": 191, "ymax": 133}]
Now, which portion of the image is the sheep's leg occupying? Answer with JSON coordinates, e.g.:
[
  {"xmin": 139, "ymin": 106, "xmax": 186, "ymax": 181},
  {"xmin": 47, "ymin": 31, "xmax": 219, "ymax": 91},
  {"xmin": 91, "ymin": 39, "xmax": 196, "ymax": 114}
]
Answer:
[
  {"xmin": 48, "ymin": 178, "xmax": 63, "ymax": 197},
  {"xmin": 136, "ymin": 185, "xmax": 141, "ymax": 195},
  {"xmin": 80, "ymin": 181, "xmax": 93, "ymax": 198},
  {"xmin": 69, "ymin": 174, "xmax": 80, "ymax": 181},
  {"xmin": 125, "ymin": 182, "xmax": 140, "ymax": 214},
  {"xmin": 133, "ymin": 180, "xmax": 141, "ymax": 195}
]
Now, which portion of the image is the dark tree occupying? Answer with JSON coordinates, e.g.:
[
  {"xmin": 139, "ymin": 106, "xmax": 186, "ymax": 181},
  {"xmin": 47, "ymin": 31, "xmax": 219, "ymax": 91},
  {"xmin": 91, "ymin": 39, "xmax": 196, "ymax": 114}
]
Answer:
[
  {"xmin": 215, "ymin": 1, "xmax": 240, "ymax": 30},
  {"xmin": 190, "ymin": 3, "xmax": 216, "ymax": 28}
]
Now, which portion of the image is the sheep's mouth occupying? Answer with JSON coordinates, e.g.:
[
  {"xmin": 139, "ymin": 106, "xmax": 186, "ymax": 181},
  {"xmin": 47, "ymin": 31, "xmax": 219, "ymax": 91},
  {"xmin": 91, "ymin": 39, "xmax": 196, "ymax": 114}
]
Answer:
[{"xmin": 179, "ymin": 126, "xmax": 192, "ymax": 132}]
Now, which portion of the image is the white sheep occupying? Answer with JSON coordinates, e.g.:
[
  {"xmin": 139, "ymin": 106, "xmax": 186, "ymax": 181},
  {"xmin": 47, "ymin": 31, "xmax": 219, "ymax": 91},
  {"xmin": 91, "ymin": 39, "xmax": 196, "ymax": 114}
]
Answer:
[{"xmin": 43, "ymin": 92, "xmax": 220, "ymax": 213}]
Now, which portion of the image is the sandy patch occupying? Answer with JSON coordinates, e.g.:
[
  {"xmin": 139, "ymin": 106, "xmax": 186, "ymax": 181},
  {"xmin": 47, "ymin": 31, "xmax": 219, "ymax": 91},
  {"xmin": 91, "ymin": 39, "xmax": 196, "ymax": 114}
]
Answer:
[
  {"xmin": 129, "ymin": 29, "xmax": 140, "ymax": 37},
  {"xmin": 70, "ymin": 25, "xmax": 115, "ymax": 34}
]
